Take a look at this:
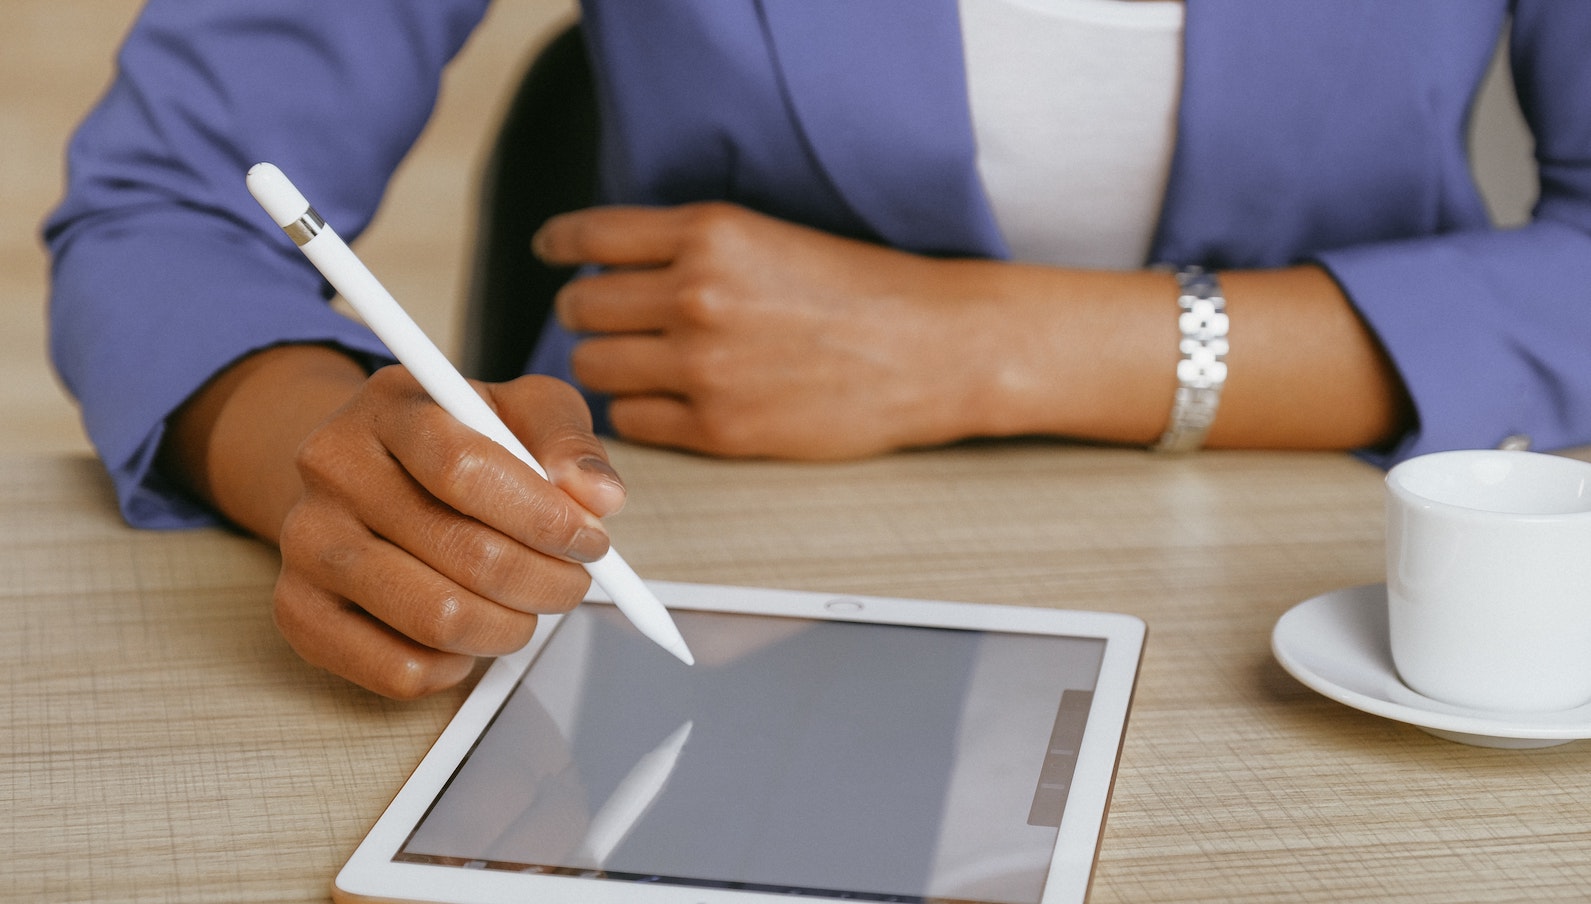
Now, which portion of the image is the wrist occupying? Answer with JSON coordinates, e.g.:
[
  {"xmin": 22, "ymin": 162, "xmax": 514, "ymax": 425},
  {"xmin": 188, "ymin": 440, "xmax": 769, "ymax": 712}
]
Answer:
[
  {"xmin": 939, "ymin": 262, "xmax": 1178, "ymax": 445},
  {"xmin": 161, "ymin": 344, "xmax": 368, "ymax": 540}
]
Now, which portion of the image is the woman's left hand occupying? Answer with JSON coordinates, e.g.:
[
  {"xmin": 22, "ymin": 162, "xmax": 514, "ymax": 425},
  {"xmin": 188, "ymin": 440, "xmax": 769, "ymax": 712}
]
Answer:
[
  {"xmin": 534, "ymin": 202, "xmax": 1414, "ymax": 457},
  {"xmin": 533, "ymin": 202, "xmax": 991, "ymax": 459}
]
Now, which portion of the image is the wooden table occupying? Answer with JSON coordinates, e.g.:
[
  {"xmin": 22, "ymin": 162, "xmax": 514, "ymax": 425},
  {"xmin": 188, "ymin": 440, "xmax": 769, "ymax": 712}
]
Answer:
[{"xmin": 5, "ymin": 444, "xmax": 1590, "ymax": 903}]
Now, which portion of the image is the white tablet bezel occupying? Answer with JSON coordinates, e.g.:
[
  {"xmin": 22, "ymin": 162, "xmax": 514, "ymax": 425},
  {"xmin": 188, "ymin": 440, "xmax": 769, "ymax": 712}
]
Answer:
[{"xmin": 333, "ymin": 581, "xmax": 1145, "ymax": 904}]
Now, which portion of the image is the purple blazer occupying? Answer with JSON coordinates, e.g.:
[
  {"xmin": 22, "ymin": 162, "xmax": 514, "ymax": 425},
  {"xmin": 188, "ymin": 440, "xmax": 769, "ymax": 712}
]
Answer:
[{"xmin": 45, "ymin": 1, "xmax": 1591, "ymax": 528}]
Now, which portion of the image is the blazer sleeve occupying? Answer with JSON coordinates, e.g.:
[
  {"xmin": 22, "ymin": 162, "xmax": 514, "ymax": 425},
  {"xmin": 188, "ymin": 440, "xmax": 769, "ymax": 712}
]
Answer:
[
  {"xmin": 1315, "ymin": 1, "xmax": 1591, "ymax": 466},
  {"xmin": 42, "ymin": 1, "xmax": 490, "ymax": 528}
]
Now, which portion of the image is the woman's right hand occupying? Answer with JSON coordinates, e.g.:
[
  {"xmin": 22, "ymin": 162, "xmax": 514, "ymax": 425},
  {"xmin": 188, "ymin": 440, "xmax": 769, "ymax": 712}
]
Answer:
[{"xmin": 160, "ymin": 345, "xmax": 627, "ymax": 698}]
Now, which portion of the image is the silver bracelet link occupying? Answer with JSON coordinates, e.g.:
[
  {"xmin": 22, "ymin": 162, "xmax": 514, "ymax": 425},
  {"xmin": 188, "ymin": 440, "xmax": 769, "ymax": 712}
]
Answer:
[{"xmin": 1153, "ymin": 266, "xmax": 1228, "ymax": 453}]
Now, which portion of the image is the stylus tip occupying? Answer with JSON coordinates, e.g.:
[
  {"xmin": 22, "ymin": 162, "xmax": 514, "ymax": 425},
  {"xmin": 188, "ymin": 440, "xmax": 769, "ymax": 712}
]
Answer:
[{"xmin": 668, "ymin": 640, "xmax": 696, "ymax": 667}]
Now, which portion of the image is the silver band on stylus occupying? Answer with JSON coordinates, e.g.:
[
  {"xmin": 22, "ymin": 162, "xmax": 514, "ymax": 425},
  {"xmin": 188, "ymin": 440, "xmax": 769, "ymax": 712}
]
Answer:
[{"xmin": 281, "ymin": 207, "xmax": 326, "ymax": 246}]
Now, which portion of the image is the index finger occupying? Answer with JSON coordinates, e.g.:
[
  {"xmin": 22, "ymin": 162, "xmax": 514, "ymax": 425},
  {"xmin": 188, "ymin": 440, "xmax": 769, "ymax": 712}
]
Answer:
[
  {"xmin": 490, "ymin": 375, "xmax": 630, "ymax": 518},
  {"xmin": 362, "ymin": 366, "xmax": 611, "ymax": 564},
  {"xmin": 532, "ymin": 205, "xmax": 689, "ymax": 268}
]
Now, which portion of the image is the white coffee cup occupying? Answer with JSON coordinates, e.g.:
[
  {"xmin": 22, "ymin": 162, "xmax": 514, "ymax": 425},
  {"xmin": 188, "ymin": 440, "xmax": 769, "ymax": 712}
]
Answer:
[{"xmin": 1385, "ymin": 449, "xmax": 1591, "ymax": 713}]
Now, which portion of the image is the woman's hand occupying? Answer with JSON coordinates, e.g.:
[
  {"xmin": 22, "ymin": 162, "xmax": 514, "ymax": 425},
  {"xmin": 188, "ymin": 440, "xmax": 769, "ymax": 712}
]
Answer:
[
  {"xmin": 534, "ymin": 202, "xmax": 992, "ymax": 459},
  {"xmin": 534, "ymin": 202, "xmax": 1413, "ymax": 457},
  {"xmin": 273, "ymin": 367, "xmax": 624, "ymax": 698},
  {"xmin": 160, "ymin": 345, "xmax": 626, "ymax": 698}
]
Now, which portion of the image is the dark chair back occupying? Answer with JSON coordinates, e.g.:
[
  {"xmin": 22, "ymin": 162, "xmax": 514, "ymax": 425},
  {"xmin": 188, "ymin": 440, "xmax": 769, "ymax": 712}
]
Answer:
[{"xmin": 460, "ymin": 23, "xmax": 598, "ymax": 382}]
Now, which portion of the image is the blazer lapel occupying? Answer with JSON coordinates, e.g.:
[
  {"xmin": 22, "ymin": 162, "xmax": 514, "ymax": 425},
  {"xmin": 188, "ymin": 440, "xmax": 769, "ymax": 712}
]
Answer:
[{"xmin": 756, "ymin": 0, "xmax": 1008, "ymax": 258}]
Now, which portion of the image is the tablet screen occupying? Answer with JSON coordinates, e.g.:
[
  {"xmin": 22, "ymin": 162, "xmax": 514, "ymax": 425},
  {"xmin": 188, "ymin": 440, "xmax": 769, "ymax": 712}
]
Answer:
[{"xmin": 395, "ymin": 603, "xmax": 1107, "ymax": 904}]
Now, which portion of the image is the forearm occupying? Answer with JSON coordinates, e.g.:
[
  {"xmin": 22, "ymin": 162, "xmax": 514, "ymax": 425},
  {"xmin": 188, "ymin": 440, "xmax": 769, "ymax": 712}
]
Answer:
[
  {"xmin": 537, "ymin": 203, "xmax": 1414, "ymax": 458},
  {"xmin": 158, "ymin": 345, "xmax": 369, "ymax": 543},
  {"xmin": 1216, "ymin": 266, "xmax": 1411, "ymax": 450},
  {"xmin": 929, "ymin": 260, "xmax": 1412, "ymax": 451}
]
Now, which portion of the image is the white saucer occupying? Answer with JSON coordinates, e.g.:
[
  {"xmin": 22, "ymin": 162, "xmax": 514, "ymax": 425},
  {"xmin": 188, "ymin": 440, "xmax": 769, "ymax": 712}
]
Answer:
[{"xmin": 1271, "ymin": 583, "xmax": 1591, "ymax": 748}]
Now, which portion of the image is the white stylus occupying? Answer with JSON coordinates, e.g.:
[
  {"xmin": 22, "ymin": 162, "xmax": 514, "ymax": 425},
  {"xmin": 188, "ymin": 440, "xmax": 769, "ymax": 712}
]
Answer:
[{"xmin": 246, "ymin": 162, "xmax": 694, "ymax": 666}]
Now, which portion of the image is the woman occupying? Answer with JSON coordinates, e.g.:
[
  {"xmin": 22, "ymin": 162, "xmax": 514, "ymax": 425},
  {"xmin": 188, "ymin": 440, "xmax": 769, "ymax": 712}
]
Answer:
[{"xmin": 45, "ymin": 1, "xmax": 1591, "ymax": 695}]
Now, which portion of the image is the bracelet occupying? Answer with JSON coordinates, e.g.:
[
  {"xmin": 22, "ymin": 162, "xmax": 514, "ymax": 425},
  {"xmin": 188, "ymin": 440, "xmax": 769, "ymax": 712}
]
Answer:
[{"xmin": 1153, "ymin": 266, "xmax": 1228, "ymax": 453}]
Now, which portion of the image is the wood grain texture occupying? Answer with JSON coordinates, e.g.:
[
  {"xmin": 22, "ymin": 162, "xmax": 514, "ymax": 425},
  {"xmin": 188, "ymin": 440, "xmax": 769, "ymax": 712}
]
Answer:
[{"xmin": 6, "ymin": 444, "xmax": 1590, "ymax": 903}]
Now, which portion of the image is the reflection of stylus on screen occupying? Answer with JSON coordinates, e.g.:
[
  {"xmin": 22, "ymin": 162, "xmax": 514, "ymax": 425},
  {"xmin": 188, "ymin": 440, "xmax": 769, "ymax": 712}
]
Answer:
[
  {"xmin": 575, "ymin": 721, "xmax": 694, "ymax": 866},
  {"xmin": 244, "ymin": 162, "xmax": 695, "ymax": 666}
]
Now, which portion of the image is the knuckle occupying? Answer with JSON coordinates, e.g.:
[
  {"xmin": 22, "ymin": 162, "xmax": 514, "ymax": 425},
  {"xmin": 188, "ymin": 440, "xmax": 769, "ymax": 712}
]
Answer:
[
  {"xmin": 536, "ymin": 373, "xmax": 588, "ymax": 409},
  {"xmin": 278, "ymin": 507, "xmax": 356, "ymax": 579},
  {"xmin": 676, "ymin": 204, "xmax": 754, "ymax": 269},
  {"xmin": 415, "ymin": 591, "xmax": 472, "ymax": 650},
  {"xmin": 437, "ymin": 520, "xmax": 507, "ymax": 588},
  {"xmin": 276, "ymin": 505, "xmax": 312, "ymax": 557},
  {"xmin": 509, "ymin": 488, "xmax": 582, "ymax": 553},
  {"xmin": 433, "ymin": 444, "xmax": 495, "ymax": 499},
  {"xmin": 378, "ymin": 657, "xmax": 446, "ymax": 701},
  {"xmin": 684, "ymin": 201, "xmax": 744, "ymax": 244},
  {"xmin": 311, "ymin": 537, "xmax": 360, "ymax": 579},
  {"xmin": 292, "ymin": 427, "xmax": 344, "ymax": 487},
  {"xmin": 365, "ymin": 362, "xmax": 417, "ymax": 395},
  {"xmin": 499, "ymin": 373, "xmax": 584, "ymax": 420},
  {"xmin": 671, "ymin": 278, "xmax": 729, "ymax": 327}
]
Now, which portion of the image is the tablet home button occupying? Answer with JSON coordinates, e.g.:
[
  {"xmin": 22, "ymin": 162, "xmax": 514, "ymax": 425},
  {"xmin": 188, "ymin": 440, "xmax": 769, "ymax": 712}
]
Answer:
[{"xmin": 824, "ymin": 599, "xmax": 865, "ymax": 614}]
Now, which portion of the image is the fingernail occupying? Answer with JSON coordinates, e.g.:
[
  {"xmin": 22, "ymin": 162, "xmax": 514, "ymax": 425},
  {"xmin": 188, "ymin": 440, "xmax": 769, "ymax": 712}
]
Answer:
[
  {"xmin": 578, "ymin": 456, "xmax": 628, "ymax": 516},
  {"xmin": 578, "ymin": 456, "xmax": 624, "ymax": 487},
  {"xmin": 567, "ymin": 525, "xmax": 609, "ymax": 564}
]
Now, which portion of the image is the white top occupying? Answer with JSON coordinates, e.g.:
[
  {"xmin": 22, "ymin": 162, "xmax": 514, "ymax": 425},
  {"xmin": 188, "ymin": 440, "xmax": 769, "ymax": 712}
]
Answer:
[{"xmin": 959, "ymin": 0, "xmax": 1184, "ymax": 270}]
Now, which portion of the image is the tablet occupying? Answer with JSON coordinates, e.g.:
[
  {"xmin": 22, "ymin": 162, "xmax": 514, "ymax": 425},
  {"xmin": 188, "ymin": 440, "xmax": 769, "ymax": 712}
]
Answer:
[{"xmin": 334, "ymin": 582, "xmax": 1145, "ymax": 904}]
